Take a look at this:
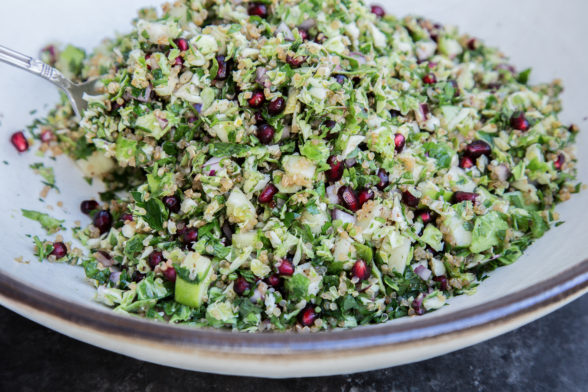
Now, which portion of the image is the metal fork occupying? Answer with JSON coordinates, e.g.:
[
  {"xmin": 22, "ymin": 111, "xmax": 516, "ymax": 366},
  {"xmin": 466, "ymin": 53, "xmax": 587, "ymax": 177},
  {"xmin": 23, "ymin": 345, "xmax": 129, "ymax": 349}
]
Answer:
[{"xmin": 0, "ymin": 44, "xmax": 99, "ymax": 118}]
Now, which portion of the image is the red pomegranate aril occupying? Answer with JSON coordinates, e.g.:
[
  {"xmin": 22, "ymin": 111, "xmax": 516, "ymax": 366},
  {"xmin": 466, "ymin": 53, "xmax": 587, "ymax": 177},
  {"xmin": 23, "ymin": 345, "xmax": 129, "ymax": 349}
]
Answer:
[
  {"xmin": 50, "ymin": 242, "xmax": 68, "ymax": 259},
  {"xmin": 299, "ymin": 306, "xmax": 317, "ymax": 327},
  {"xmin": 358, "ymin": 188, "xmax": 374, "ymax": 207},
  {"xmin": 163, "ymin": 267, "xmax": 176, "ymax": 283},
  {"xmin": 248, "ymin": 90, "xmax": 265, "ymax": 108},
  {"xmin": 215, "ymin": 55, "xmax": 229, "ymax": 80},
  {"xmin": 175, "ymin": 38, "xmax": 189, "ymax": 51},
  {"xmin": 465, "ymin": 140, "xmax": 491, "ymax": 158},
  {"xmin": 401, "ymin": 190, "xmax": 420, "ymax": 208},
  {"xmin": 148, "ymin": 251, "xmax": 164, "ymax": 269},
  {"xmin": 173, "ymin": 55, "xmax": 184, "ymax": 67},
  {"xmin": 234, "ymin": 276, "xmax": 251, "ymax": 295},
  {"xmin": 459, "ymin": 155, "xmax": 474, "ymax": 169},
  {"xmin": 10, "ymin": 131, "xmax": 29, "ymax": 152},
  {"xmin": 247, "ymin": 2, "xmax": 268, "ymax": 18},
  {"xmin": 258, "ymin": 183, "xmax": 279, "ymax": 204},
  {"xmin": 376, "ymin": 168, "xmax": 389, "ymax": 190},
  {"xmin": 418, "ymin": 210, "xmax": 434, "ymax": 224},
  {"xmin": 80, "ymin": 200, "xmax": 99, "ymax": 214},
  {"xmin": 326, "ymin": 156, "xmax": 344, "ymax": 182},
  {"xmin": 338, "ymin": 185, "xmax": 360, "ymax": 212},
  {"xmin": 554, "ymin": 153, "xmax": 565, "ymax": 171},
  {"xmin": 453, "ymin": 191, "xmax": 478, "ymax": 204},
  {"xmin": 267, "ymin": 274, "xmax": 281, "ymax": 287},
  {"xmin": 422, "ymin": 73, "xmax": 437, "ymax": 85},
  {"xmin": 352, "ymin": 259, "xmax": 370, "ymax": 281},
  {"xmin": 394, "ymin": 133, "xmax": 406, "ymax": 153},
  {"xmin": 433, "ymin": 275, "xmax": 450, "ymax": 291},
  {"xmin": 162, "ymin": 195, "xmax": 181, "ymax": 213},
  {"xmin": 370, "ymin": 5, "xmax": 386, "ymax": 17},
  {"xmin": 298, "ymin": 28, "xmax": 310, "ymax": 41},
  {"xmin": 253, "ymin": 111, "xmax": 265, "ymax": 124},
  {"xmin": 286, "ymin": 55, "xmax": 306, "ymax": 68},
  {"xmin": 510, "ymin": 112, "xmax": 530, "ymax": 131},
  {"xmin": 278, "ymin": 259, "xmax": 295, "ymax": 276},
  {"xmin": 121, "ymin": 213, "xmax": 133, "ymax": 222},
  {"xmin": 267, "ymin": 97, "xmax": 285, "ymax": 115},
  {"xmin": 257, "ymin": 124, "xmax": 275, "ymax": 144},
  {"xmin": 467, "ymin": 38, "xmax": 478, "ymax": 51},
  {"xmin": 182, "ymin": 228, "xmax": 198, "ymax": 244},
  {"xmin": 93, "ymin": 210, "xmax": 113, "ymax": 234}
]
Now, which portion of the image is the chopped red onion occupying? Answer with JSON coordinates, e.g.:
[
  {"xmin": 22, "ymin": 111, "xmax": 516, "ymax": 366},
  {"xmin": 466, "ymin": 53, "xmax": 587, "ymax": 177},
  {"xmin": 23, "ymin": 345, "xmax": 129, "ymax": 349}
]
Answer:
[
  {"xmin": 345, "ymin": 158, "xmax": 356, "ymax": 168},
  {"xmin": 275, "ymin": 22, "xmax": 294, "ymax": 41},
  {"xmin": 255, "ymin": 67, "xmax": 268, "ymax": 85},
  {"xmin": 203, "ymin": 157, "xmax": 222, "ymax": 174},
  {"xmin": 95, "ymin": 251, "xmax": 115, "ymax": 267},
  {"xmin": 414, "ymin": 265, "xmax": 432, "ymax": 281},
  {"xmin": 299, "ymin": 19, "xmax": 316, "ymax": 30},
  {"xmin": 349, "ymin": 52, "xmax": 367, "ymax": 65}
]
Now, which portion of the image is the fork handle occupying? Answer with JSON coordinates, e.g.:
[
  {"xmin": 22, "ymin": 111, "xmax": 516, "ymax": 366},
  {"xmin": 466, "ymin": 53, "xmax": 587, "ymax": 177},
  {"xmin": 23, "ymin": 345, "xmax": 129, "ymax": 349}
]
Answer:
[{"xmin": 0, "ymin": 45, "xmax": 71, "ymax": 89}]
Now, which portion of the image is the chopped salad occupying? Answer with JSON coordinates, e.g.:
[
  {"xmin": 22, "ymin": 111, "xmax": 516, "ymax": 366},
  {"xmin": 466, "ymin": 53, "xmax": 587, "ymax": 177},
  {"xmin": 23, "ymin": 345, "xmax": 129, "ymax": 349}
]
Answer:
[{"xmin": 19, "ymin": 0, "xmax": 579, "ymax": 331}]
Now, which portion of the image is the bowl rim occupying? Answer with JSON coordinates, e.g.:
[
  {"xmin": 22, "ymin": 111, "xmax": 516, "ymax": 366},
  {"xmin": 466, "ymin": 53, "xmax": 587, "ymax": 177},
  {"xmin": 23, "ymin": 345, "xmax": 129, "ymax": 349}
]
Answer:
[{"xmin": 1, "ymin": 258, "xmax": 588, "ymax": 355}]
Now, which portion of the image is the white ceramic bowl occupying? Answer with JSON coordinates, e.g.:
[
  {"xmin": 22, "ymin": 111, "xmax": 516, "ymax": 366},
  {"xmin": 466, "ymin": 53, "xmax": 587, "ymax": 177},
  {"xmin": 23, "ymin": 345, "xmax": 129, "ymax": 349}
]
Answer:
[{"xmin": 1, "ymin": 0, "xmax": 587, "ymax": 378}]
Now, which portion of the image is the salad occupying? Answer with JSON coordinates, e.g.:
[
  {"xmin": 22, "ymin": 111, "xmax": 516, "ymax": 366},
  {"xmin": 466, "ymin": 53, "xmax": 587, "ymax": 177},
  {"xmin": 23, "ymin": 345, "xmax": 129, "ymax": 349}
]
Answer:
[{"xmin": 17, "ymin": 0, "xmax": 579, "ymax": 332}]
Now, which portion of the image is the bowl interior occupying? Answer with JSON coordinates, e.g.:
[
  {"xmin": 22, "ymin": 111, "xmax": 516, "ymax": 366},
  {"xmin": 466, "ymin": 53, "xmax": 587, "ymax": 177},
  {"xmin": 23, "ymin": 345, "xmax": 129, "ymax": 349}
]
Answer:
[{"xmin": 1, "ymin": 0, "xmax": 587, "ymax": 350}]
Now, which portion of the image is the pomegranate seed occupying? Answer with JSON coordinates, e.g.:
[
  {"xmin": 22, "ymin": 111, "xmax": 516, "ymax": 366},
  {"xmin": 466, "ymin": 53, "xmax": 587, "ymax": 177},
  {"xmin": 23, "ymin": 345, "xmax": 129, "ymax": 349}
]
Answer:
[
  {"xmin": 401, "ymin": 190, "xmax": 420, "ymax": 208},
  {"xmin": 352, "ymin": 259, "xmax": 370, "ymax": 281},
  {"xmin": 334, "ymin": 74, "xmax": 347, "ymax": 85},
  {"xmin": 257, "ymin": 124, "xmax": 275, "ymax": 144},
  {"xmin": 418, "ymin": 210, "xmax": 434, "ymax": 224},
  {"xmin": 163, "ymin": 267, "xmax": 176, "ymax": 282},
  {"xmin": 80, "ymin": 200, "xmax": 99, "ymax": 215},
  {"xmin": 248, "ymin": 90, "xmax": 265, "ymax": 108},
  {"xmin": 554, "ymin": 153, "xmax": 565, "ymax": 171},
  {"xmin": 286, "ymin": 55, "xmax": 306, "ymax": 68},
  {"xmin": 433, "ymin": 275, "xmax": 449, "ymax": 291},
  {"xmin": 247, "ymin": 3, "xmax": 268, "ymax": 18},
  {"xmin": 93, "ymin": 210, "xmax": 113, "ymax": 234},
  {"xmin": 121, "ymin": 213, "xmax": 133, "ymax": 222},
  {"xmin": 10, "ymin": 131, "xmax": 29, "ymax": 152},
  {"xmin": 253, "ymin": 111, "xmax": 265, "ymax": 124},
  {"xmin": 338, "ymin": 185, "xmax": 360, "ymax": 212},
  {"xmin": 467, "ymin": 38, "xmax": 478, "ymax": 51},
  {"xmin": 267, "ymin": 97, "xmax": 285, "ymax": 115},
  {"xmin": 40, "ymin": 129, "xmax": 54, "ymax": 143},
  {"xmin": 267, "ymin": 274, "xmax": 281, "ymax": 287},
  {"xmin": 162, "ymin": 195, "xmax": 181, "ymax": 213},
  {"xmin": 459, "ymin": 156, "xmax": 474, "ymax": 169},
  {"xmin": 298, "ymin": 28, "xmax": 310, "ymax": 41},
  {"xmin": 133, "ymin": 272, "xmax": 146, "ymax": 282},
  {"xmin": 412, "ymin": 296, "xmax": 425, "ymax": 315},
  {"xmin": 215, "ymin": 55, "xmax": 229, "ymax": 80},
  {"xmin": 50, "ymin": 242, "xmax": 68, "ymax": 259},
  {"xmin": 394, "ymin": 133, "xmax": 406, "ymax": 153},
  {"xmin": 370, "ymin": 5, "xmax": 386, "ymax": 17},
  {"xmin": 422, "ymin": 73, "xmax": 437, "ymax": 85},
  {"xmin": 148, "ymin": 251, "xmax": 164, "ymax": 268},
  {"xmin": 278, "ymin": 259, "xmax": 295, "ymax": 276},
  {"xmin": 173, "ymin": 55, "xmax": 184, "ymax": 67},
  {"xmin": 175, "ymin": 38, "xmax": 189, "ymax": 51},
  {"xmin": 258, "ymin": 183, "xmax": 279, "ymax": 204},
  {"xmin": 453, "ymin": 191, "xmax": 478, "ymax": 204},
  {"xmin": 376, "ymin": 168, "xmax": 389, "ymax": 190},
  {"xmin": 299, "ymin": 306, "xmax": 317, "ymax": 327},
  {"xmin": 510, "ymin": 112, "xmax": 530, "ymax": 131},
  {"xmin": 234, "ymin": 276, "xmax": 251, "ymax": 295},
  {"xmin": 182, "ymin": 228, "xmax": 199, "ymax": 248},
  {"xmin": 465, "ymin": 140, "xmax": 491, "ymax": 158},
  {"xmin": 358, "ymin": 188, "xmax": 374, "ymax": 207},
  {"xmin": 326, "ymin": 156, "xmax": 344, "ymax": 182}
]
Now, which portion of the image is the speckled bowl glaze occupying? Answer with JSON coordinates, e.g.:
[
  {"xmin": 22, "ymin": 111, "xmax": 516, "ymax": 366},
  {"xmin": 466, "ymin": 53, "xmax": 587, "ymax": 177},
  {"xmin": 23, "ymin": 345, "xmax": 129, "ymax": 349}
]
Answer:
[{"xmin": 1, "ymin": 0, "xmax": 587, "ymax": 378}]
